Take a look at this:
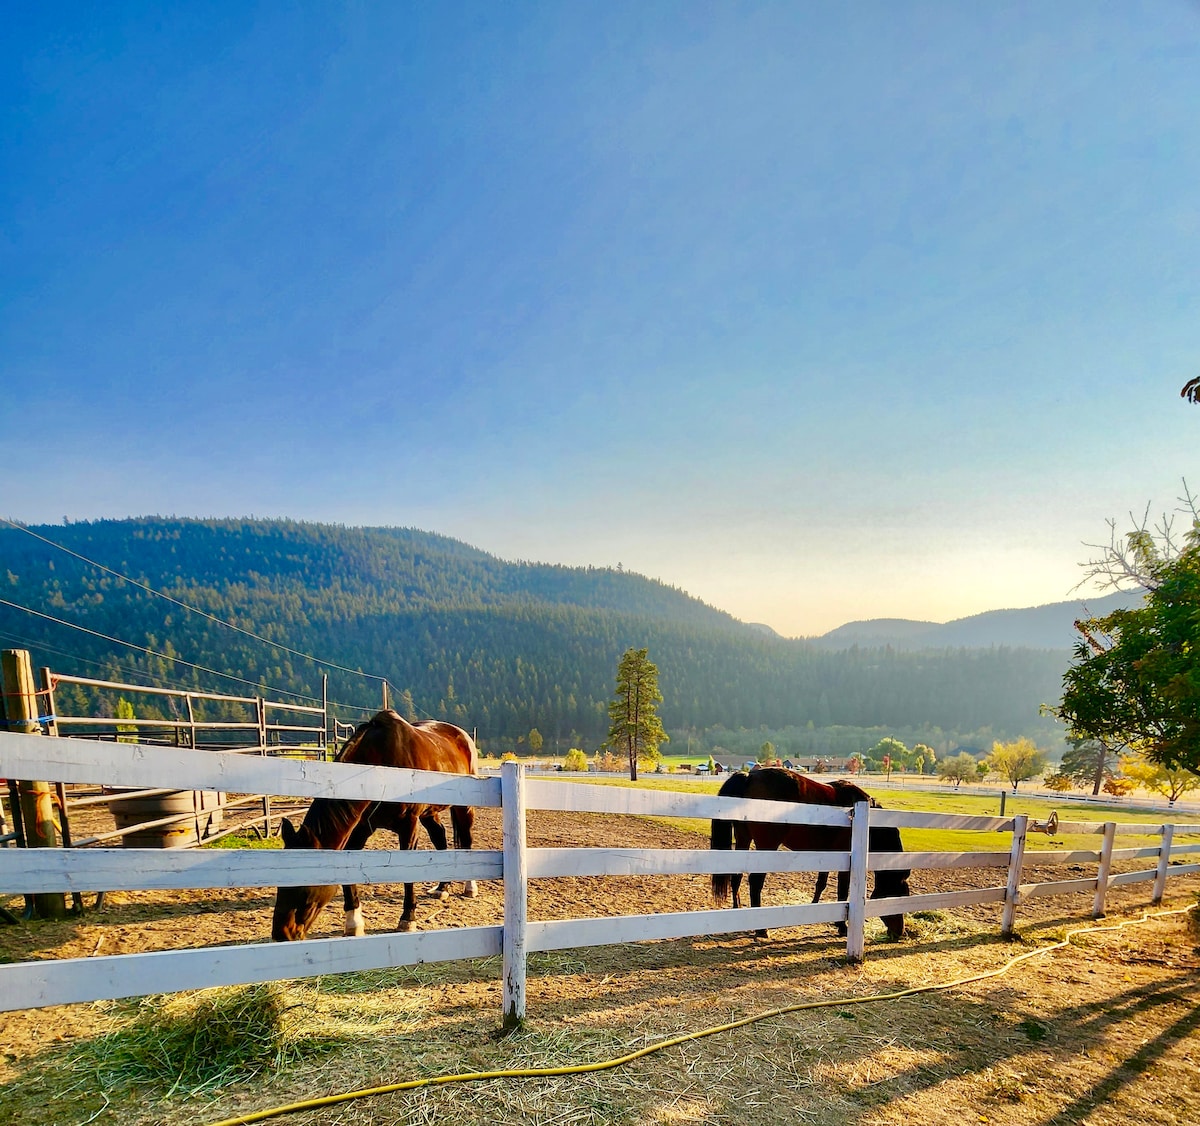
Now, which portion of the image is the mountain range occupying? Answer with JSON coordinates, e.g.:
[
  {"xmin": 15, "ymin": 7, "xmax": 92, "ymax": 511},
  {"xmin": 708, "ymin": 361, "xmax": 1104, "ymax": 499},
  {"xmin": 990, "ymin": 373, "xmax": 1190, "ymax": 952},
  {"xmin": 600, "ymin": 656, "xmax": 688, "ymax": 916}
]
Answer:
[
  {"xmin": 811, "ymin": 589, "xmax": 1143, "ymax": 652},
  {"xmin": 0, "ymin": 517, "xmax": 1091, "ymax": 751}
]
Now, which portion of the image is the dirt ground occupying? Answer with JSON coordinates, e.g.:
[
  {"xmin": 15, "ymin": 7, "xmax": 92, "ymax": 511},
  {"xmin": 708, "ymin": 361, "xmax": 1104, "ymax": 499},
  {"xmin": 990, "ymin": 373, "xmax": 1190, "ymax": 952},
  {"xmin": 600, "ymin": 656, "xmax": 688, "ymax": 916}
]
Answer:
[{"xmin": 2, "ymin": 806, "xmax": 1199, "ymax": 1125}]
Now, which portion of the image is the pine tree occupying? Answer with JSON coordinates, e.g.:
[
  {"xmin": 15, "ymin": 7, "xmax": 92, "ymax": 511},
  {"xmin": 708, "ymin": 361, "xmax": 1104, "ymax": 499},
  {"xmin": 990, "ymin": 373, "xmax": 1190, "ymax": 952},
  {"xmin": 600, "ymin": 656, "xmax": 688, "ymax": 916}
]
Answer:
[{"xmin": 604, "ymin": 647, "xmax": 668, "ymax": 781}]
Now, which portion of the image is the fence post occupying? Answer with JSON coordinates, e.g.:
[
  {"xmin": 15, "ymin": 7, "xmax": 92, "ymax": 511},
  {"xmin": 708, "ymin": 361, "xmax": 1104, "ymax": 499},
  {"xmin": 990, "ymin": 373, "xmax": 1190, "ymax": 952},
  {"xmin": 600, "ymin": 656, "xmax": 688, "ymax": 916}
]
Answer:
[
  {"xmin": 845, "ymin": 799, "xmax": 870, "ymax": 963},
  {"xmin": 1001, "ymin": 814, "xmax": 1027, "ymax": 938},
  {"xmin": 1, "ymin": 649, "xmax": 67, "ymax": 919},
  {"xmin": 321, "ymin": 674, "xmax": 328, "ymax": 760},
  {"xmin": 1152, "ymin": 823, "xmax": 1174, "ymax": 905},
  {"xmin": 1093, "ymin": 821, "xmax": 1117, "ymax": 918},
  {"xmin": 256, "ymin": 697, "xmax": 271, "ymax": 837},
  {"xmin": 501, "ymin": 760, "xmax": 528, "ymax": 1028}
]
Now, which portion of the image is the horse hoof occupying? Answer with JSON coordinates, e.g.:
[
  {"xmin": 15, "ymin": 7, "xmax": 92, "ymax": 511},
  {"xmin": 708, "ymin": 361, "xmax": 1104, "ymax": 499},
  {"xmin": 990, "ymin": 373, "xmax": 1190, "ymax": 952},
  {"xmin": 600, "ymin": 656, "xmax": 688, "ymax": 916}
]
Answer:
[
  {"xmin": 462, "ymin": 881, "xmax": 478, "ymax": 898},
  {"xmin": 398, "ymin": 920, "xmax": 417, "ymax": 932},
  {"xmin": 344, "ymin": 908, "xmax": 365, "ymax": 937},
  {"xmin": 754, "ymin": 929, "xmax": 769, "ymax": 939}
]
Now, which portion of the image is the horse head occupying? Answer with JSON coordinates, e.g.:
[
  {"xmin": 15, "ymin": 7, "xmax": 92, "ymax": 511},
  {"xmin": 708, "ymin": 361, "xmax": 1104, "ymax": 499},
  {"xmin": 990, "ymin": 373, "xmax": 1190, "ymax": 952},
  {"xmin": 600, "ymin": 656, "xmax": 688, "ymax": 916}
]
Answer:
[{"xmin": 271, "ymin": 817, "xmax": 339, "ymax": 942}]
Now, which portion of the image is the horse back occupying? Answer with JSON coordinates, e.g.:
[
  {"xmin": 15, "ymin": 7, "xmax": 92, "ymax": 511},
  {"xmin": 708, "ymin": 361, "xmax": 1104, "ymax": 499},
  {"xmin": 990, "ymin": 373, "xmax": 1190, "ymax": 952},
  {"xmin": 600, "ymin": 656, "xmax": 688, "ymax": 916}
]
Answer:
[{"xmin": 340, "ymin": 711, "xmax": 476, "ymax": 777}]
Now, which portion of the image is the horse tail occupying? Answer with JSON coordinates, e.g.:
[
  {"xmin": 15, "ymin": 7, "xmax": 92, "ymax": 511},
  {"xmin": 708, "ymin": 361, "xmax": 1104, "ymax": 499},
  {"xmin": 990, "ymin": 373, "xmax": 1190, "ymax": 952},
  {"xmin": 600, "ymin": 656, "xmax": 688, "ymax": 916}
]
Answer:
[
  {"xmin": 711, "ymin": 771, "xmax": 751, "ymax": 905},
  {"xmin": 451, "ymin": 805, "xmax": 474, "ymax": 850}
]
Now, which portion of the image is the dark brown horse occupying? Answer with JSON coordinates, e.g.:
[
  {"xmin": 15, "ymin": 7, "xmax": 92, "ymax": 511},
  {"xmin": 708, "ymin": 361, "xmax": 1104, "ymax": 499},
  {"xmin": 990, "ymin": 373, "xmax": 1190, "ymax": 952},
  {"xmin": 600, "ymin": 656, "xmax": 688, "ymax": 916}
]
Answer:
[
  {"xmin": 711, "ymin": 768, "xmax": 910, "ymax": 939},
  {"xmin": 272, "ymin": 710, "xmax": 478, "ymax": 941}
]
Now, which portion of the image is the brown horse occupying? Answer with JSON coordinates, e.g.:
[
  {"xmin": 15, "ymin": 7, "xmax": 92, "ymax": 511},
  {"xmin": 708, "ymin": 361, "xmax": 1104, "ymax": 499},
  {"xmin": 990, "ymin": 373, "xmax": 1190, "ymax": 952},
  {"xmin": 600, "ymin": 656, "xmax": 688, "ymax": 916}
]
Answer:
[
  {"xmin": 271, "ymin": 710, "xmax": 478, "ymax": 941},
  {"xmin": 711, "ymin": 768, "xmax": 910, "ymax": 939}
]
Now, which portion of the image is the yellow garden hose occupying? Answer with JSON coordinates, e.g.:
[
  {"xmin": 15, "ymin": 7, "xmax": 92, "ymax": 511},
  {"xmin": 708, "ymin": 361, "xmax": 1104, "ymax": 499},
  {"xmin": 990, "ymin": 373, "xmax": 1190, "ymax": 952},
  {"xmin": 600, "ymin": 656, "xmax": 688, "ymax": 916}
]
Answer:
[{"xmin": 207, "ymin": 901, "xmax": 1198, "ymax": 1126}]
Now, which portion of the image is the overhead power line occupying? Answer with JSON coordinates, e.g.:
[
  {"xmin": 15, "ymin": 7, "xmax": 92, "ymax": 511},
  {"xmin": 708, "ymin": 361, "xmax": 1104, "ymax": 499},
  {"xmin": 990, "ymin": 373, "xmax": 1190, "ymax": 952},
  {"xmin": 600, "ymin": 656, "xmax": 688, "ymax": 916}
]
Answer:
[
  {"xmin": 0, "ymin": 594, "xmax": 353, "ymax": 707},
  {"xmin": 0, "ymin": 517, "xmax": 393, "ymax": 691}
]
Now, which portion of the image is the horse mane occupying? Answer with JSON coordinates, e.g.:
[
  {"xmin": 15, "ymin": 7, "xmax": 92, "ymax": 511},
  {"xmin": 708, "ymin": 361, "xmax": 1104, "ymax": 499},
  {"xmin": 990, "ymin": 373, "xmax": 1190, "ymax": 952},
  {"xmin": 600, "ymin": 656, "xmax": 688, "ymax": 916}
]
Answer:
[
  {"xmin": 299, "ymin": 716, "xmax": 380, "ymax": 847},
  {"xmin": 827, "ymin": 778, "xmax": 881, "ymax": 808}
]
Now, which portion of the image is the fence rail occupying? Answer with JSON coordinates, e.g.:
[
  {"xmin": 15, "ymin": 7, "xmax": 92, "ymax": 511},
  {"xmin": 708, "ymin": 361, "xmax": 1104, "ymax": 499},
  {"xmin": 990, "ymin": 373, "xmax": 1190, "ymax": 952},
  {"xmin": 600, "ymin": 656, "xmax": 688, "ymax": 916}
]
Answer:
[
  {"xmin": 0, "ymin": 654, "xmax": 341, "ymax": 859},
  {"xmin": 1, "ymin": 729, "xmax": 1198, "ymax": 1022}
]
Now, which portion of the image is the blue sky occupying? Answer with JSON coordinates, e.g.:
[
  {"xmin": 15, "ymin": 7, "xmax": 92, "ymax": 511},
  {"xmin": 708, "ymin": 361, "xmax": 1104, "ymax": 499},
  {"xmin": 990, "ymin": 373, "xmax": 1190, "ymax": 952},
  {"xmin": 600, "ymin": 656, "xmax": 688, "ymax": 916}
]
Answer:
[{"xmin": 2, "ymin": 2, "xmax": 1197, "ymax": 636}]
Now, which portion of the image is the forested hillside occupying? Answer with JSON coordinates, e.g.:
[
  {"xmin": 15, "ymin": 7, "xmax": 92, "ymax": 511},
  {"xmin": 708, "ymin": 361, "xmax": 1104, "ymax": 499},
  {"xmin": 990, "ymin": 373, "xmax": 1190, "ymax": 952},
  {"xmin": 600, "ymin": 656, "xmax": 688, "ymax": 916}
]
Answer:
[{"xmin": 0, "ymin": 518, "xmax": 1069, "ymax": 752}]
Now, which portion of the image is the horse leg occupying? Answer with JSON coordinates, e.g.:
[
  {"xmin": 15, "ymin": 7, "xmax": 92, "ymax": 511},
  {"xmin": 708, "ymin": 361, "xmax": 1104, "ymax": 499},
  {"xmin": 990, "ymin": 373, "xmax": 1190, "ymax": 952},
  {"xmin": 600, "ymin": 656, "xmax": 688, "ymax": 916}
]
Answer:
[
  {"xmin": 396, "ymin": 814, "xmax": 422, "ymax": 932},
  {"xmin": 419, "ymin": 811, "xmax": 451, "ymax": 901},
  {"xmin": 341, "ymin": 812, "xmax": 376, "ymax": 936},
  {"xmin": 450, "ymin": 805, "xmax": 478, "ymax": 897},
  {"xmin": 812, "ymin": 870, "xmax": 830, "ymax": 905},
  {"xmin": 834, "ymin": 870, "xmax": 850, "ymax": 937},
  {"xmin": 749, "ymin": 871, "xmax": 769, "ymax": 938},
  {"xmin": 729, "ymin": 823, "xmax": 753, "ymax": 911}
]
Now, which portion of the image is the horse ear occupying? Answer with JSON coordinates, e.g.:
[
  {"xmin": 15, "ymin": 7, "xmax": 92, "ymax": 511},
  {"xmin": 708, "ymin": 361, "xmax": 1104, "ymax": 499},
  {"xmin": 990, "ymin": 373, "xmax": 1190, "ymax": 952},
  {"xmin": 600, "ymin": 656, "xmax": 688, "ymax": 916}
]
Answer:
[{"xmin": 280, "ymin": 818, "xmax": 297, "ymax": 846}]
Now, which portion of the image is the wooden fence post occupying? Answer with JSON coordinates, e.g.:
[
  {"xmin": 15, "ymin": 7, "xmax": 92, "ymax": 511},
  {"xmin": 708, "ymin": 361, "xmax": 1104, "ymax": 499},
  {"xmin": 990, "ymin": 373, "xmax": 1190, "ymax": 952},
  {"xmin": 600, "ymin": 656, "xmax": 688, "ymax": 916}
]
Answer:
[
  {"xmin": 321, "ymin": 674, "xmax": 329, "ymax": 760},
  {"xmin": 1152, "ymin": 823, "xmax": 1174, "ymax": 906},
  {"xmin": 845, "ymin": 799, "xmax": 870, "ymax": 963},
  {"xmin": 256, "ymin": 696, "xmax": 271, "ymax": 837},
  {"xmin": 501, "ymin": 759, "xmax": 528, "ymax": 1028},
  {"xmin": 1001, "ymin": 814, "xmax": 1027, "ymax": 938},
  {"xmin": 1, "ymin": 650, "xmax": 67, "ymax": 919},
  {"xmin": 1093, "ymin": 821, "xmax": 1117, "ymax": 918}
]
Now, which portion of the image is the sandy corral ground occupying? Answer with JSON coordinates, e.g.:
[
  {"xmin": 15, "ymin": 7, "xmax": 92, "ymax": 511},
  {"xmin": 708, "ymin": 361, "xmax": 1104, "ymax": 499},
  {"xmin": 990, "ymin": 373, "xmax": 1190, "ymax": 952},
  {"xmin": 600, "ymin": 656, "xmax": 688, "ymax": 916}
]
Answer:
[{"xmin": 2, "ymin": 805, "xmax": 1199, "ymax": 1125}]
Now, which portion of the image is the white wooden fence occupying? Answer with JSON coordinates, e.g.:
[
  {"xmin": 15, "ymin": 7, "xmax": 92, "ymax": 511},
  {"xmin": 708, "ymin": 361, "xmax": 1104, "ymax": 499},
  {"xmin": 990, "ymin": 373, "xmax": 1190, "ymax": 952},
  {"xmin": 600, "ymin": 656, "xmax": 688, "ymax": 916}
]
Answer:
[{"xmin": 2, "ymin": 729, "xmax": 1199, "ymax": 1026}]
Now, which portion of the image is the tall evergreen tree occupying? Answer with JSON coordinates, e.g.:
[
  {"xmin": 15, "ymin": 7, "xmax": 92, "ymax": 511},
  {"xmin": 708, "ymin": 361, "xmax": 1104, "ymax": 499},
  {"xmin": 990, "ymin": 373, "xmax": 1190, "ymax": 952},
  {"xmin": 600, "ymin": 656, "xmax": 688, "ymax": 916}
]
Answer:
[{"xmin": 604, "ymin": 647, "xmax": 668, "ymax": 781}]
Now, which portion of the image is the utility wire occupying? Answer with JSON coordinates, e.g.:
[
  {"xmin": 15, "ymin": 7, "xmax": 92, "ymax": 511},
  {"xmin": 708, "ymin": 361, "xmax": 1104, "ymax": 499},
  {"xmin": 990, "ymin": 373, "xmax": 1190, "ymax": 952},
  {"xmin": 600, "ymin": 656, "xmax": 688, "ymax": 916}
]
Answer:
[
  {"xmin": 0, "ymin": 619, "xmax": 376, "ymax": 718},
  {"xmin": 0, "ymin": 594, "xmax": 344, "ymax": 706},
  {"xmin": 0, "ymin": 517, "xmax": 394, "ymax": 693}
]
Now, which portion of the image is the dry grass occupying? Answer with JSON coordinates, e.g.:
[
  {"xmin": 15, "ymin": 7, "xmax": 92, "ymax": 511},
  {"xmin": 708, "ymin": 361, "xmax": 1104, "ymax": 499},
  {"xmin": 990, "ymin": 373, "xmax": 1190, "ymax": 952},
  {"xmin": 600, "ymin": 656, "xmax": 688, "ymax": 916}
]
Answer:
[
  {"xmin": 3, "ymin": 898, "xmax": 1199, "ymax": 1126},
  {"xmin": 3, "ymin": 801, "xmax": 1198, "ymax": 1126}
]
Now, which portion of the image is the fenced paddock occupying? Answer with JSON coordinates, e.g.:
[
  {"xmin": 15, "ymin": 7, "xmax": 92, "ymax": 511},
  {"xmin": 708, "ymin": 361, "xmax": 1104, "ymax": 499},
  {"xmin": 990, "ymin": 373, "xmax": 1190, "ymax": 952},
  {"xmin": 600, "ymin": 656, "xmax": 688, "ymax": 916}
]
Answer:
[{"xmin": 3, "ymin": 728, "xmax": 1200, "ymax": 1028}]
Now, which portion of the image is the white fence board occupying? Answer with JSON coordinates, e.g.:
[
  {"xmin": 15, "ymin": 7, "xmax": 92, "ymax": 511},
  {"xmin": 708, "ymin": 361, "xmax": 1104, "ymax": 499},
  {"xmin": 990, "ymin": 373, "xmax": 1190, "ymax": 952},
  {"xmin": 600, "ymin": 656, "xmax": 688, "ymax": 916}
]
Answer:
[
  {"xmin": 868, "ymin": 887, "xmax": 1007, "ymax": 915},
  {"xmin": 526, "ymin": 847, "xmax": 849, "ymax": 879},
  {"xmin": 527, "ymin": 902, "xmax": 847, "ymax": 952},
  {"xmin": 0, "ymin": 847, "xmax": 504, "ymax": 893},
  {"xmin": 0, "ymin": 926, "xmax": 503, "ymax": 1013},
  {"xmin": 871, "ymin": 850, "xmax": 1011, "ymax": 870},
  {"xmin": 0, "ymin": 730, "xmax": 499, "ymax": 807},
  {"xmin": 1166, "ymin": 862, "xmax": 1200, "ymax": 877},
  {"xmin": 871, "ymin": 810, "xmax": 1013, "ymax": 832},
  {"xmin": 1170, "ymin": 843, "xmax": 1200, "ymax": 856},
  {"xmin": 525, "ymin": 778, "xmax": 851, "ymax": 826},
  {"xmin": 1109, "ymin": 847, "xmax": 1163, "ymax": 862},
  {"xmin": 1020, "ymin": 877, "xmax": 1099, "ymax": 899},
  {"xmin": 1108, "ymin": 869, "xmax": 1158, "ymax": 887},
  {"xmin": 1022, "ymin": 849, "xmax": 1102, "ymax": 865},
  {"xmin": 1054, "ymin": 819, "xmax": 1167, "ymax": 837},
  {"xmin": 1052, "ymin": 821, "xmax": 1107, "ymax": 836}
]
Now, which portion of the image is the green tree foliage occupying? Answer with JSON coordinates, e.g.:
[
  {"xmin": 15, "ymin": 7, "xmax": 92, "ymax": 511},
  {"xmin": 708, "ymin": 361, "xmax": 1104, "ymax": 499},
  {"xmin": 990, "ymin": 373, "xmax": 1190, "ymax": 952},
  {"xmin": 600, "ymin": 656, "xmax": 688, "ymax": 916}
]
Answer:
[
  {"xmin": 0, "ymin": 518, "xmax": 1072, "ymax": 748},
  {"xmin": 1043, "ymin": 771, "xmax": 1076, "ymax": 792},
  {"xmin": 115, "ymin": 696, "xmax": 138, "ymax": 744},
  {"xmin": 562, "ymin": 747, "xmax": 588, "ymax": 772},
  {"xmin": 870, "ymin": 736, "xmax": 908, "ymax": 777},
  {"xmin": 938, "ymin": 751, "xmax": 979, "ymax": 787},
  {"xmin": 1059, "ymin": 512, "xmax": 1200, "ymax": 773},
  {"xmin": 1056, "ymin": 738, "xmax": 1121, "ymax": 796},
  {"xmin": 757, "ymin": 740, "xmax": 776, "ymax": 764},
  {"xmin": 604, "ymin": 647, "xmax": 668, "ymax": 781},
  {"xmin": 1119, "ymin": 753, "xmax": 1200, "ymax": 803},
  {"xmin": 986, "ymin": 737, "xmax": 1048, "ymax": 791},
  {"xmin": 528, "ymin": 728, "xmax": 543, "ymax": 754}
]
